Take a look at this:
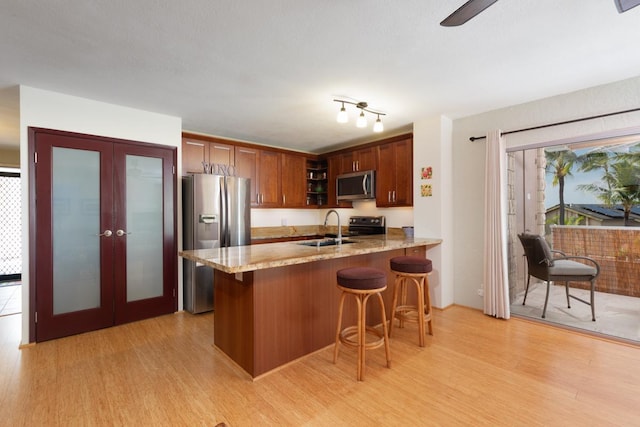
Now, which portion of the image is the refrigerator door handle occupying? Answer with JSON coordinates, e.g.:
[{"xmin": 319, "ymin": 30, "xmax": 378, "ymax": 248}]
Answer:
[{"xmin": 220, "ymin": 177, "xmax": 228, "ymax": 247}]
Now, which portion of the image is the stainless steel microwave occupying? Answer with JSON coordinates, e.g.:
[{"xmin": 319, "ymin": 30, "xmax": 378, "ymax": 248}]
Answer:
[{"xmin": 336, "ymin": 170, "xmax": 376, "ymax": 201}]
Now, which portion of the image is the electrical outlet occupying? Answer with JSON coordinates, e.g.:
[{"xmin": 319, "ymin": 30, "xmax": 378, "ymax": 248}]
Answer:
[
  {"xmin": 477, "ymin": 288, "xmax": 484, "ymax": 297},
  {"xmin": 281, "ymin": 218, "xmax": 287, "ymax": 226}
]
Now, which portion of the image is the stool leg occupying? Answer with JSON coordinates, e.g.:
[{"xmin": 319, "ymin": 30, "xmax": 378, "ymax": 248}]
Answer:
[
  {"xmin": 357, "ymin": 294, "xmax": 365, "ymax": 381},
  {"xmin": 424, "ymin": 275, "xmax": 434, "ymax": 336},
  {"xmin": 413, "ymin": 276, "xmax": 426, "ymax": 347},
  {"xmin": 375, "ymin": 292, "xmax": 392, "ymax": 369},
  {"xmin": 399, "ymin": 277, "xmax": 408, "ymax": 329},
  {"xmin": 333, "ymin": 291, "xmax": 347, "ymax": 364},
  {"xmin": 389, "ymin": 275, "xmax": 402, "ymax": 338}
]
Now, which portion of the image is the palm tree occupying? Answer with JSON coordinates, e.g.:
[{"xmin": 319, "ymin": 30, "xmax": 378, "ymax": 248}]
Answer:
[
  {"xmin": 579, "ymin": 151, "xmax": 614, "ymax": 205},
  {"xmin": 578, "ymin": 152, "xmax": 640, "ymax": 226},
  {"xmin": 546, "ymin": 149, "xmax": 578, "ymax": 225},
  {"xmin": 609, "ymin": 158, "xmax": 640, "ymax": 225}
]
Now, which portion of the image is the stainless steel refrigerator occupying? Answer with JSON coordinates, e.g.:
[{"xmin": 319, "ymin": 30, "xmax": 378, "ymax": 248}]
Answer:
[{"xmin": 182, "ymin": 174, "xmax": 251, "ymax": 313}]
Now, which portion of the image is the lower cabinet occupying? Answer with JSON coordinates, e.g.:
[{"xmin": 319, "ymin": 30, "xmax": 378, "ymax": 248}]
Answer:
[{"xmin": 214, "ymin": 247, "xmax": 413, "ymax": 377}]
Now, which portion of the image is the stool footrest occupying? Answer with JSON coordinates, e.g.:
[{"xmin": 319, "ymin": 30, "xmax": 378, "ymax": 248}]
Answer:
[
  {"xmin": 339, "ymin": 325, "xmax": 387, "ymax": 351},
  {"xmin": 393, "ymin": 305, "xmax": 432, "ymax": 323}
]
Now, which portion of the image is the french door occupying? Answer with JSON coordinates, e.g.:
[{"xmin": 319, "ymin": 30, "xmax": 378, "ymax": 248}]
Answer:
[{"xmin": 31, "ymin": 128, "xmax": 177, "ymax": 342}]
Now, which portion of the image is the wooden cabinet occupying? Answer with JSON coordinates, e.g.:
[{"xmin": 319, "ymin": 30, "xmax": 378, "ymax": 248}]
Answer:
[
  {"xmin": 305, "ymin": 159, "xmax": 327, "ymax": 207},
  {"xmin": 182, "ymin": 132, "xmax": 413, "ymax": 210},
  {"xmin": 257, "ymin": 149, "xmax": 281, "ymax": 207},
  {"xmin": 376, "ymin": 137, "xmax": 413, "ymax": 207},
  {"xmin": 340, "ymin": 146, "xmax": 376, "ymax": 173},
  {"xmin": 325, "ymin": 155, "xmax": 340, "ymax": 208},
  {"xmin": 234, "ymin": 147, "xmax": 258, "ymax": 205},
  {"xmin": 235, "ymin": 149, "xmax": 309, "ymax": 208},
  {"xmin": 182, "ymin": 139, "xmax": 208, "ymax": 174},
  {"xmin": 182, "ymin": 137, "xmax": 235, "ymax": 175},
  {"xmin": 209, "ymin": 142, "xmax": 235, "ymax": 170},
  {"xmin": 281, "ymin": 153, "xmax": 307, "ymax": 208},
  {"xmin": 235, "ymin": 147, "xmax": 281, "ymax": 207},
  {"xmin": 325, "ymin": 154, "xmax": 353, "ymax": 208}
]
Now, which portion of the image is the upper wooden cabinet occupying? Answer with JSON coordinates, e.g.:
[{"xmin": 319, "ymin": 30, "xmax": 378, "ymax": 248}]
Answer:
[
  {"xmin": 235, "ymin": 147, "xmax": 281, "ymax": 208},
  {"xmin": 181, "ymin": 132, "xmax": 413, "ymax": 209},
  {"xmin": 325, "ymin": 154, "xmax": 341, "ymax": 208},
  {"xmin": 376, "ymin": 137, "xmax": 413, "ymax": 207},
  {"xmin": 182, "ymin": 136, "xmax": 235, "ymax": 175},
  {"xmin": 339, "ymin": 146, "xmax": 376, "ymax": 173},
  {"xmin": 182, "ymin": 139, "xmax": 208, "ymax": 174},
  {"xmin": 304, "ymin": 158, "xmax": 327, "ymax": 207},
  {"xmin": 210, "ymin": 142, "xmax": 235, "ymax": 169},
  {"xmin": 325, "ymin": 154, "xmax": 353, "ymax": 209},
  {"xmin": 281, "ymin": 153, "xmax": 307, "ymax": 208}
]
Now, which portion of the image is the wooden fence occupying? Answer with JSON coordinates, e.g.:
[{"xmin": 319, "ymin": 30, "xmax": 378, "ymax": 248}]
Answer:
[{"xmin": 551, "ymin": 226, "xmax": 640, "ymax": 297}]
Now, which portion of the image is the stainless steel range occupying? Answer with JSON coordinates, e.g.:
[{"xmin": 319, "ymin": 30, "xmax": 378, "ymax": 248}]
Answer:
[{"xmin": 348, "ymin": 216, "xmax": 386, "ymax": 236}]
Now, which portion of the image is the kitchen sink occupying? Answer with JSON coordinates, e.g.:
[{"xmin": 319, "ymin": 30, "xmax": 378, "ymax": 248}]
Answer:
[{"xmin": 297, "ymin": 238, "xmax": 355, "ymax": 247}]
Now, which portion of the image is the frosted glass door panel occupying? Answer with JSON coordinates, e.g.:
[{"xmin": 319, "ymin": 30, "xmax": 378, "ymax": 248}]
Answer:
[
  {"xmin": 125, "ymin": 155, "xmax": 164, "ymax": 302},
  {"xmin": 52, "ymin": 147, "xmax": 101, "ymax": 314}
]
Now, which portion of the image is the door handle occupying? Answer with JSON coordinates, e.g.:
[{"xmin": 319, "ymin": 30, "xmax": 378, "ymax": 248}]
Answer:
[
  {"xmin": 116, "ymin": 229, "xmax": 131, "ymax": 237},
  {"xmin": 97, "ymin": 230, "xmax": 113, "ymax": 237}
]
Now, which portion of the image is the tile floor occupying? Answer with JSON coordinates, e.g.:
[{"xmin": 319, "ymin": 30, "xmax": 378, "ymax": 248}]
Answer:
[
  {"xmin": 511, "ymin": 281, "xmax": 640, "ymax": 344},
  {"xmin": 0, "ymin": 282, "xmax": 21, "ymax": 317}
]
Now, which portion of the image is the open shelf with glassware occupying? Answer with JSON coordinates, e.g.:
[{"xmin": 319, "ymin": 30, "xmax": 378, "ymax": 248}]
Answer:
[{"xmin": 305, "ymin": 159, "xmax": 328, "ymax": 207}]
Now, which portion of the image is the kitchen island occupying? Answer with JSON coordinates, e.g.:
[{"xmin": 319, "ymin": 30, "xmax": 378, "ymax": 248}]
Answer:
[{"xmin": 180, "ymin": 235, "xmax": 442, "ymax": 379}]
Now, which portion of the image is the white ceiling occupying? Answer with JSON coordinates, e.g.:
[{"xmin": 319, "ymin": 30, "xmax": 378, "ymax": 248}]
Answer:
[{"xmin": 1, "ymin": 1, "xmax": 640, "ymax": 153}]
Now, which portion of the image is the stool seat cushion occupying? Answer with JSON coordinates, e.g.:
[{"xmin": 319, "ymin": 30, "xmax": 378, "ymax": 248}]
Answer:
[
  {"xmin": 337, "ymin": 267, "xmax": 387, "ymax": 290},
  {"xmin": 390, "ymin": 256, "xmax": 433, "ymax": 274}
]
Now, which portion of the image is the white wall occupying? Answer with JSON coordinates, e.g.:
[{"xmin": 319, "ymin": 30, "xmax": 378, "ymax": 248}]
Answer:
[
  {"xmin": 451, "ymin": 75, "xmax": 640, "ymax": 310},
  {"xmin": 412, "ymin": 116, "xmax": 454, "ymax": 308},
  {"xmin": 19, "ymin": 86, "xmax": 182, "ymax": 345},
  {"xmin": 251, "ymin": 202, "xmax": 413, "ymax": 229}
]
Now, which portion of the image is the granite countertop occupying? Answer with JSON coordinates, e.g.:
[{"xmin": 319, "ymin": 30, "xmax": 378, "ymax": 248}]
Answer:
[{"xmin": 179, "ymin": 235, "xmax": 442, "ymax": 273}]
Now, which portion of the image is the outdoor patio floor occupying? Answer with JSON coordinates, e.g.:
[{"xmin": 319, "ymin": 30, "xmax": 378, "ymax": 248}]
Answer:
[
  {"xmin": 511, "ymin": 282, "xmax": 640, "ymax": 344},
  {"xmin": 0, "ymin": 282, "xmax": 21, "ymax": 317}
]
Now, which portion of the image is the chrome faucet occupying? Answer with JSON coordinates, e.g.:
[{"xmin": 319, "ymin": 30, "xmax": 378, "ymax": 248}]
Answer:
[{"xmin": 324, "ymin": 209, "xmax": 342, "ymax": 244}]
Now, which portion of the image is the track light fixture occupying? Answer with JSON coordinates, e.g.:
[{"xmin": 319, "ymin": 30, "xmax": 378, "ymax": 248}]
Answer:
[
  {"xmin": 336, "ymin": 102, "xmax": 348, "ymax": 123},
  {"xmin": 333, "ymin": 99, "xmax": 385, "ymax": 133}
]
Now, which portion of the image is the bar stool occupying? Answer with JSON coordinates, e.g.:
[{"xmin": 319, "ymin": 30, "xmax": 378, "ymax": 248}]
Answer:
[
  {"xmin": 389, "ymin": 256, "xmax": 433, "ymax": 347},
  {"xmin": 333, "ymin": 267, "xmax": 391, "ymax": 381}
]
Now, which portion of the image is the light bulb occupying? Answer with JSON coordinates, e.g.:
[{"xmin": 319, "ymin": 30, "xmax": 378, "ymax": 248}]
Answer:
[
  {"xmin": 336, "ymin": 104, "xmax": 348, "ymax": 123},
  {"xmin": 373, "ymin": 116, "xmax": 384, "ymax": 133},
  {"xmin": 356, "ymin": 110, "xmax": 367, "ymax": 128}
]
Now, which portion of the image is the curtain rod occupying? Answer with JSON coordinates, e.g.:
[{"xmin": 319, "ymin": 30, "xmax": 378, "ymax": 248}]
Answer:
[{"xmin": 468, "ymin": 107, "xmax": 640, "ymax": 142}]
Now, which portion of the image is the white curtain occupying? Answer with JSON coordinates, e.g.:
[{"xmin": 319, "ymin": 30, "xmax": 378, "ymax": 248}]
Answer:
[{"xmin": 483, "ymin": 130, "xmax": 510, "ymax": 319}]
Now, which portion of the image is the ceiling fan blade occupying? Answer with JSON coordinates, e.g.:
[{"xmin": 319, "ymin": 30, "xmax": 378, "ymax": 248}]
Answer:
[
  {"xmin": 614, "ymin": 0, "xmax": 640, "ymax": 12},
  {"xmin": 440, "ymin": 0, "xmax": 499, "ymax": 27}
]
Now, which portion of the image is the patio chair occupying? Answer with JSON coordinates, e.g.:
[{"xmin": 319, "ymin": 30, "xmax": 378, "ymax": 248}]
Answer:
[{"xmin": 518, "ymin": 233, "xmax": 600, "ymax": 321}]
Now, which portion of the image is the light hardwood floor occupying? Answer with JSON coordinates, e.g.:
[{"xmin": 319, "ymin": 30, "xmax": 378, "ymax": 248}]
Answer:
[{"xmin": 1, "ymin": 306, "xmax": 638, "ymax": 426}]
